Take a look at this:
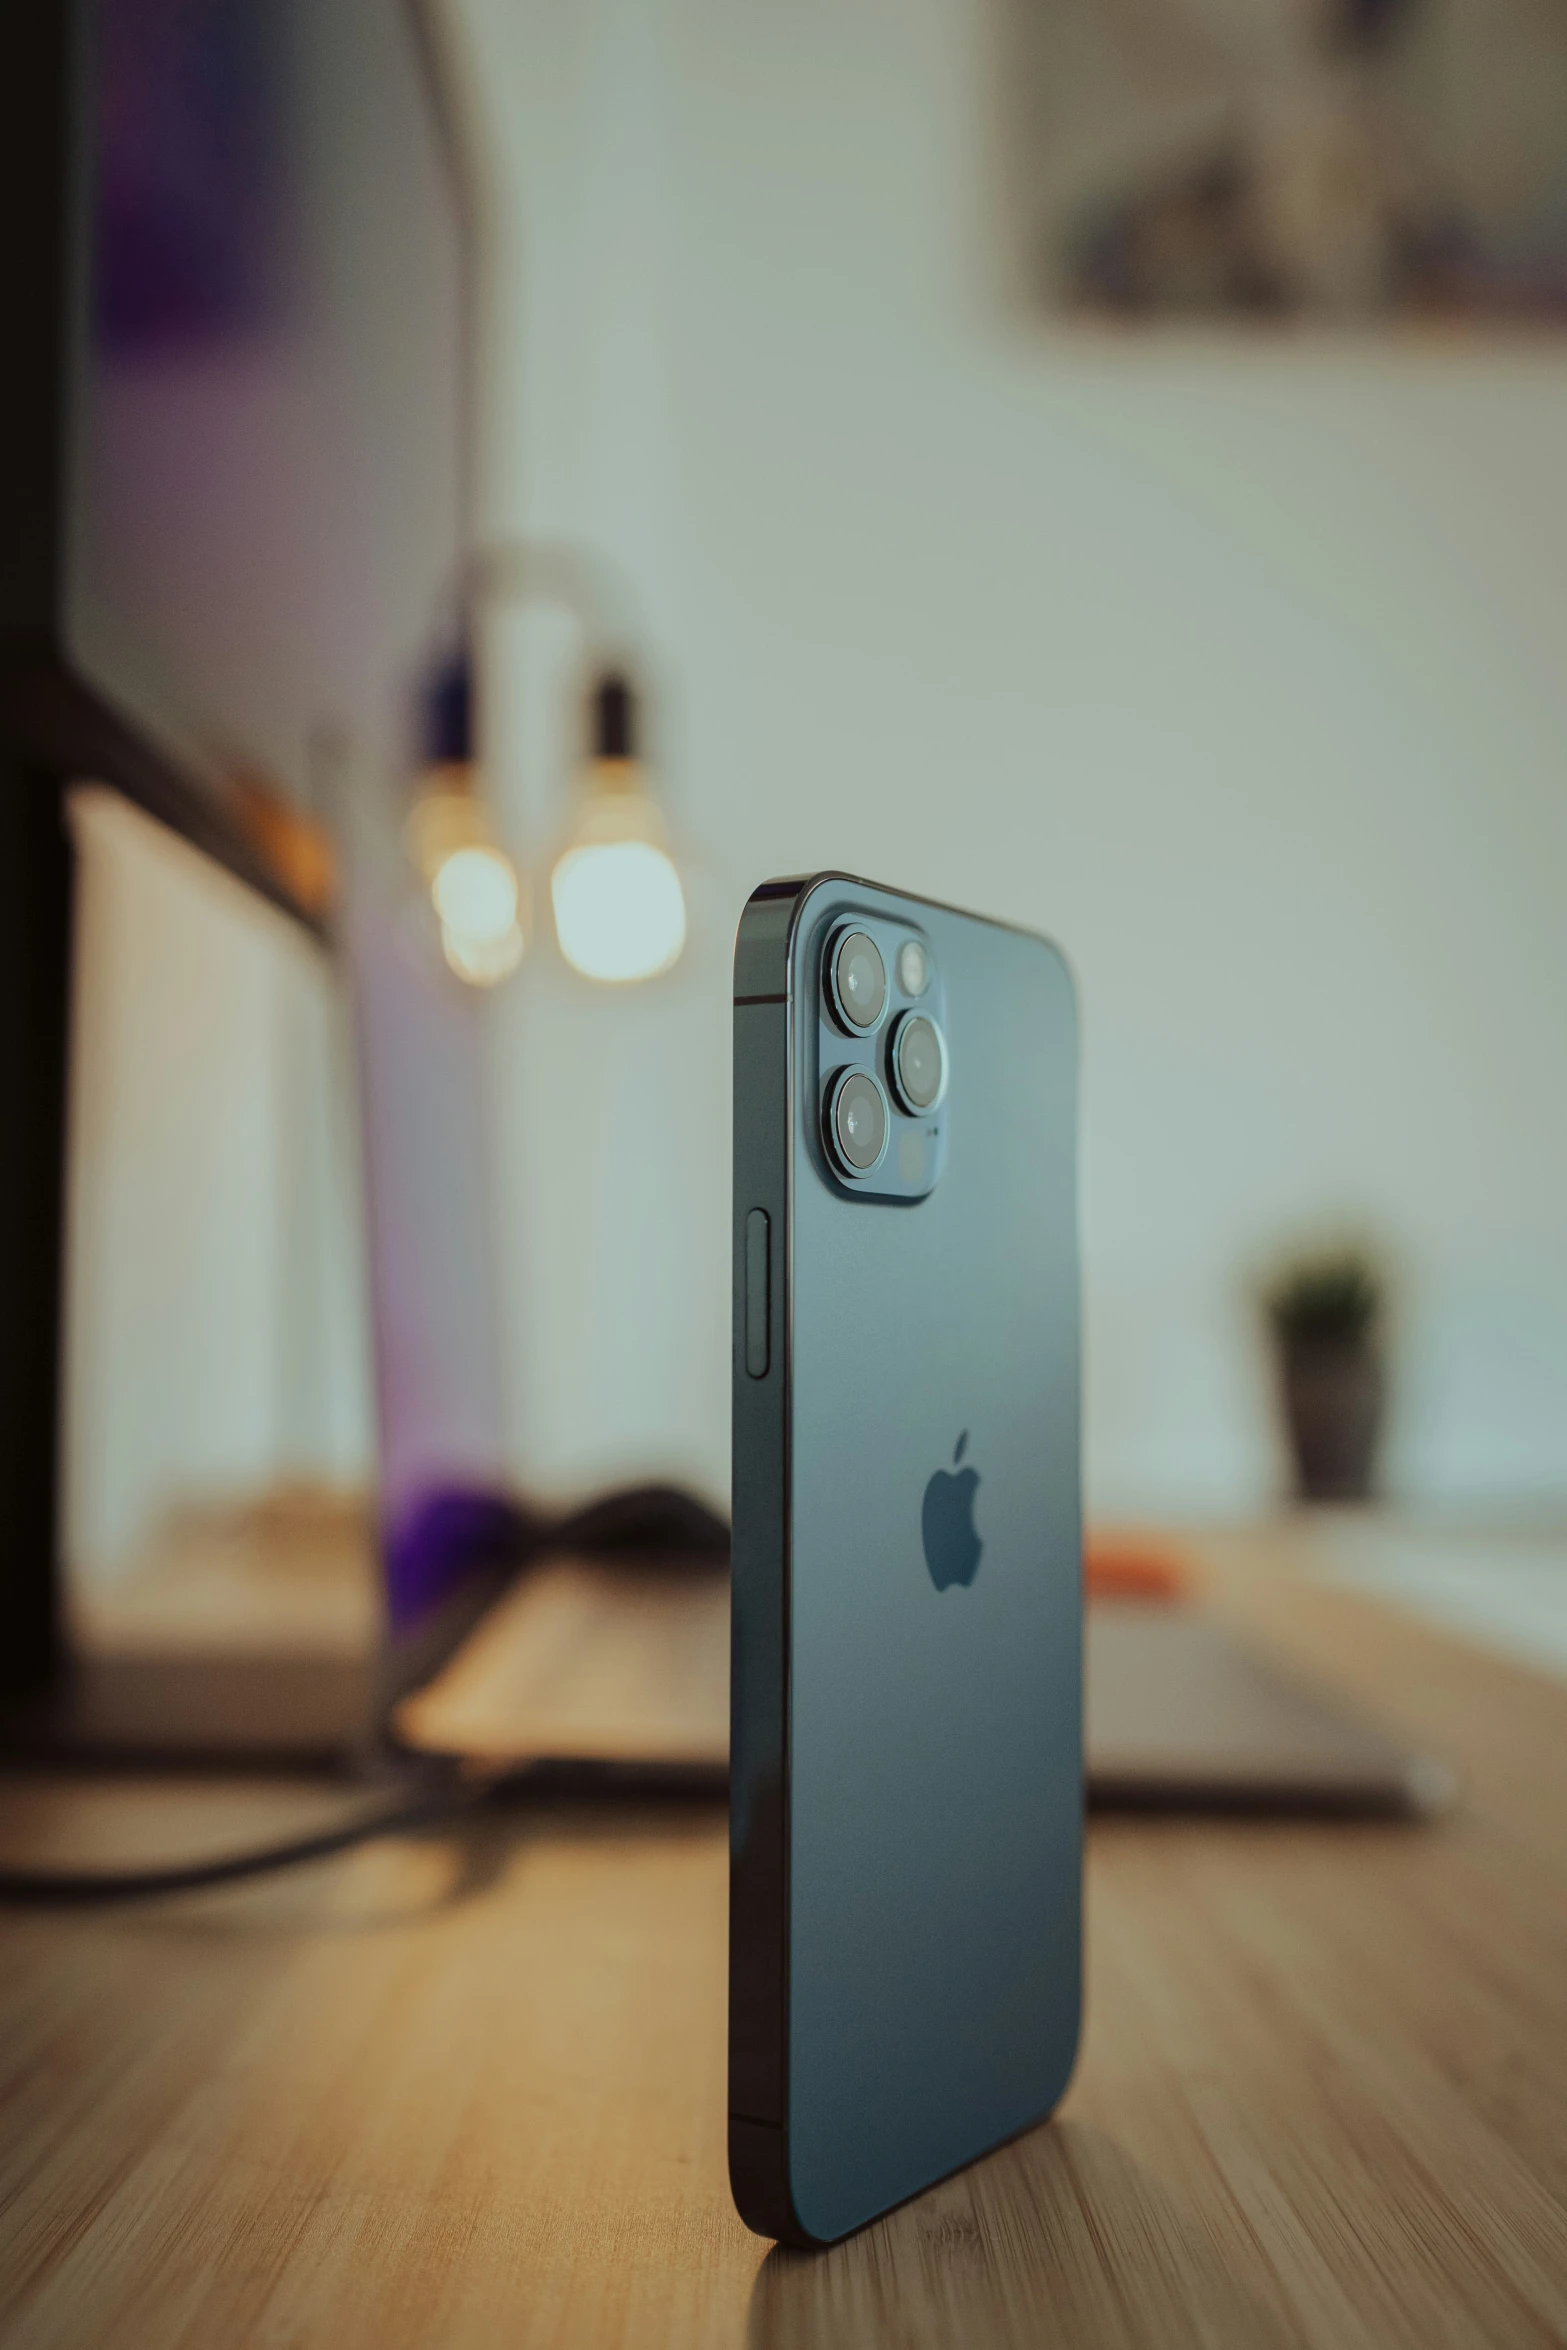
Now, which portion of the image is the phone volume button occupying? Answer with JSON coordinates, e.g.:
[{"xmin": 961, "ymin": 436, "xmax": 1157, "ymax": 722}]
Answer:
[{"xmin": 745, "ymin": 1210, "xmax": 770, "ymax": 1378}]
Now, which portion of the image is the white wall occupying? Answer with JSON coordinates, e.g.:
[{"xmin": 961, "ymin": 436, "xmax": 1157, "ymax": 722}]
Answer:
[{"xmin": 448, "ymin": 0, "xmax": 1567, "ymax": 1519}]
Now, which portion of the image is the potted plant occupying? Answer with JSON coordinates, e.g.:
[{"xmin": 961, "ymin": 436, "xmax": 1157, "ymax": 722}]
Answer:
[{"xmin": 1263, "ymin": 1245, "xmax": 1386, "ymax": 1503}]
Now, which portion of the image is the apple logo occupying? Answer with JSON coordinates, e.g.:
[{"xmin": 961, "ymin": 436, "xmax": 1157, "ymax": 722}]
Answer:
[{"xmin": 922, "ymin": 1431, "xmax": 982, "ymax": 1591}]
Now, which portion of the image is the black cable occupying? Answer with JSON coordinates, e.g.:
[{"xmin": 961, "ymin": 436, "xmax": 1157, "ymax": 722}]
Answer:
[{"xmin": 0, "ymin": 1772, "xmax": 498, "ymax": 1907}]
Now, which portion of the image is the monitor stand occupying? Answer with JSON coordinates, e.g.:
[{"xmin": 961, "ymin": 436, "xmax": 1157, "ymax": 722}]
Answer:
[{"xmin": 0, "ymin": 757, "xmax": 74, "ymax": 1711}]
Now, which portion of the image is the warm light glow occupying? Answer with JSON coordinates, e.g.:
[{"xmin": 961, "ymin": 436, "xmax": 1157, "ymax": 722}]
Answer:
[
  {"xmin": 406, "ymin": 777, "xmax": 526, "ymax": 989},
  {"xmin": 551, "ymin": 839, "xmax": 687, "ymax": 983},
  {"xmin": 441, "ymin": 918, "xmax": 525, "ymax": 986},
  {"xmin": 432, "ymin": 844, "xmax": 520, "ymax": 945}
]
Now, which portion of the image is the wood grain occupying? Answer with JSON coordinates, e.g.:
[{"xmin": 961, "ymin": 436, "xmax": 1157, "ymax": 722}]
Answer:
[{"xmin": 1, "ymin": 1530, "xmax": 1565, "ymax": 2348}]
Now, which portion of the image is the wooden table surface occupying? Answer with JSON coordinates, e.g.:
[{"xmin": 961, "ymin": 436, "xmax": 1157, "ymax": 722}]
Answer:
[{"xmin": 2, "ymin": 1529, "xmax": 1564, "ymax": 2349}]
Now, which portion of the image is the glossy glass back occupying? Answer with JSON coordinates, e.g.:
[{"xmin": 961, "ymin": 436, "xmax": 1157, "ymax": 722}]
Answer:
[{"xmin": 782, "ymin": 876, "xmax": 1082, "ymax": 2241}]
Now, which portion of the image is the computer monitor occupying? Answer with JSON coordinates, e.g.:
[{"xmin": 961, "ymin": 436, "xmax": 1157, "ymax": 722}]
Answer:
[
  {"xmin": 4, "ymin": 0, "xmax": 467, "ymax": 834},
  {"xmin": 0, "ymin": 0, "xmax": 475, "ymax": 1713}
]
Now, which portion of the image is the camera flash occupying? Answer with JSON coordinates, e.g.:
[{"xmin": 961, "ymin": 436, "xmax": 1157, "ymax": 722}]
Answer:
[{"xmin": 897, "ymin": 940, "xmax": 928, "ymax": 997}]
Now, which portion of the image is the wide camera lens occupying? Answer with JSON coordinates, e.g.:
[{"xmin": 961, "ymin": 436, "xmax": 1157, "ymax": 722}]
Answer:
[
  {"xmin": 831, "ymin": 931, "xmax": 886, "ymax": 1030},
  {"xmin": 891, "ymin": 1013, "xmax": 946, "ymax": 1114},
  {"xmin": 828, "ymin": 1069, "xmax": 889, "ymax": 1174}
]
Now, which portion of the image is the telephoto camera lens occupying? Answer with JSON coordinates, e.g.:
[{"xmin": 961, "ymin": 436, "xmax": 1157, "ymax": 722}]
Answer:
[
  {"xmin": 828, "ymin": 1069, "xmax": 889, "ymax": 1174},
  {"xmin": 830, "ymin": 931, "xmax": 886, "ymax": 1030},
  {"xmin": 891, "ymin": 1013, "xmax": 946, "ymax": 1115}
]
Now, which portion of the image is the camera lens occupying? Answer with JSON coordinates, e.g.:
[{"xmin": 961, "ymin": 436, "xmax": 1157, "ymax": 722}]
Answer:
[
  {"xmin": 890, "ymin": 1013, "xmax": 946, "ymax": 1115},
  {"xmin": 830, "ymin": 931, "xmax": 886, "ymax": 1030},
  {"xmin": 827, "ymin": 1069, "xmax": 889, "ymax": 1174}
]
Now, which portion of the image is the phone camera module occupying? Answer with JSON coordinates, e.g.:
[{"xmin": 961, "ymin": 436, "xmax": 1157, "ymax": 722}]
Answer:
[
  {"xmin": 829, "ymin": 931, "xmax": 887, "ymax": 1031},
  {"xmin": 826, "ymin": 1068, "xmax": 889, "ymax": 1175},
  {"xmin": 890, "ymin": 1013, "xmax": 946, "ymax": 1115}
]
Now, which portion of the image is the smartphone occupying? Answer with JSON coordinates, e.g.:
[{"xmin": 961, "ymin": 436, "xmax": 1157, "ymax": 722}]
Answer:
[{"xmin": 729, "ymin": 872, "xmax": 1083, "ymax": 2246}]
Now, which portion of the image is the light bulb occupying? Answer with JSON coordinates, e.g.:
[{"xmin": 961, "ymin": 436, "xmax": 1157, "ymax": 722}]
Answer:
[
  {"xmin": 409, "ymin": 647, "xmax": 527, "ymax": 987},
  {"xmin": 549, "ymin": 669, "xmax": 687, "ymax": 983},
  {"xmin": 432, "ymin": 843, "xmax": 519, "ymax": 944},
  {"xmin": 427, "ymin": 842, "xmax": 526, "ymax": 988},
  {"xmin": 551, "ymin": 837, "xmax": 687, "ymax": 983}
]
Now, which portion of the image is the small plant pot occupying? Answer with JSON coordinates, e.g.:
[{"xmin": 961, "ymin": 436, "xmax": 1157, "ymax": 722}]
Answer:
[{"xmin": 1277, "ymin": 1339, "xmax": 1383, "ymax": 1503}]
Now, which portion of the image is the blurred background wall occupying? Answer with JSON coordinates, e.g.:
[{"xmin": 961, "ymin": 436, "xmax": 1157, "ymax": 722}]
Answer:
[
  {"xmin": 436, "ymin": 0, "xmax": 1567, "ymax": 1523},
  {"xmin": 438, "ymin": 0, "xmax": 1567, "ymax": 1524}
]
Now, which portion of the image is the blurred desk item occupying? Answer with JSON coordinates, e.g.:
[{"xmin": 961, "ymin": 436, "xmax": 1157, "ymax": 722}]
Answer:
[
  {"xmin": 1, "ymin": 1535, "xmax": 1565, "ymax": 2348},
  {"xmin": 1084, "ymin": 1529, "xmax": 1192, "ymax": 1603},
  {"xmin": 394, "ymin": 1553, "xmax": 730, "ymax": 1769},
  {"xmin": 392, "ymin": 1526, "xmax": 1428, "ymax": 1811},
  {"xmin": 1085, "ymin": 1604, "xmax": 1450, "ymax": 1814}
]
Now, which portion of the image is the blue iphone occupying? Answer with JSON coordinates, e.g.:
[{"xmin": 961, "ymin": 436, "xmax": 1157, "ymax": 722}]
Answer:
[{"xmin": 729, "ymin": 872, "xmax": 1083, "ymax": 2246}]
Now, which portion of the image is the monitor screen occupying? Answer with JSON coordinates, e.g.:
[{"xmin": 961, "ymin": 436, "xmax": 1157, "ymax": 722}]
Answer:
[{"xmin": 66, "ymin": 0, "xmax": 466, "ymax": 811}]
